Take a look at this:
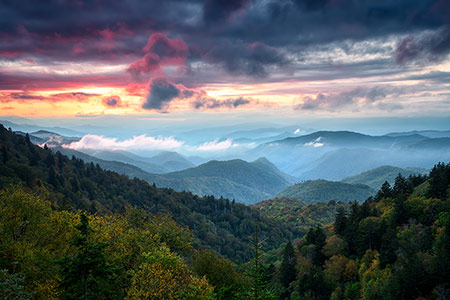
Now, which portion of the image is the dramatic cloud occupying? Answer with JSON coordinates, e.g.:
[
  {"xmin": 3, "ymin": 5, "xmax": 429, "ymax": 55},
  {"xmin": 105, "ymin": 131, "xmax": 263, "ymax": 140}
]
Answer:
[
  {"xmin": 295, "ymin": 86, "xmax": 404, "ymax": 111},
  {"xmin": 102, "ymin": 95, "xmax": 123, "ymax": 108},
  {"xmin": 396, "ymin": 26, "xmax": 450, "ymax": 64},
  {"xmin": 203, "ymin": 0, "xmax": 250, "ymax": 23},
  {"xmin": 64, "ymin": 134, "xmax": 183, "ymax": 151},
  {"xmin": 196, "ymin": 139, "xmax": 237, "ymax": 151},
  {"xmin": 204, "ymin": 41, "xmax": 288, "ymax": 77},
  {"xmin": 1, "ymin": 0, "xmax": 450, "ymax": 116},
  {"xmin": 192, "ymin": 97, "xmax": 250, "ymax": 109},
  {"xmin": 128, "ymin": 33, "xmax": 189, "ymax": 78},
  {"xmin": 143, "ymin": 78, "xmax": 181, "ymax": 110}
]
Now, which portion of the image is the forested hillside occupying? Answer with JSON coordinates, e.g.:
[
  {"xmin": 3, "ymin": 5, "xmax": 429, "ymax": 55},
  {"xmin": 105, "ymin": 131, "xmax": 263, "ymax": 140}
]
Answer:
[
  {"xmin": 276, "ymin": 180, "xmax": 375, "ymax": 204},
  {"xmin": 0, "ymin": 125, "xmax": 296, "ymax": 262},
  {"xmin": 147, "ymin": 158, "xmax": 295, "ymax": 204},
  {"xmin": 266, "ymin": 164, "xmax": 450, "ymax": 300},
  {"xmin": 2, "ymin": 124, "xmax": 450, "ymax": 300},
  {"xmin": 254, "ymin": 198, "xmax": 350, "ymax": 236},
  {"xmin": 341, "ymin": 165, "xmax": 428, "ymax": 190},
  {"xmin": 57, "ymin": 146, "xmax": 294, "ymax": 204}
]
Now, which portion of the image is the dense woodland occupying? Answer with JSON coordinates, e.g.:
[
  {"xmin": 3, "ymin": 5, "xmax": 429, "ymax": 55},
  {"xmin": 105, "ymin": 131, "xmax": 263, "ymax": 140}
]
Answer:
[
  {"xmin": 1, "ymin": 124, "xmax": 450, "ymax": 299},
  {"xmin": 0, "ymin": 125, "xmax": 296, "ymax": 262}
]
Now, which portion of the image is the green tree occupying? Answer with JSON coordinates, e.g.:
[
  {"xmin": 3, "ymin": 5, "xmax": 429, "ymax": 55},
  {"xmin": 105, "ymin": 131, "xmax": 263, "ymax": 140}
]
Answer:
[
  {"xmin": 246, "ymin": 226, "xmax": 276, "ymax": 300},
  {"xmin": 191, "ymin": 250, "xmax": 245, "ymax": 300},
  {"xmin": 304, "ymin": 226, "xmax": 326, "ymax": 266},
  {"xmin": 334, "ymin": 207, "xmax": 347, "ymax": 236},
  {"xmin": 427, "ymin": 162, "xmax": 450, "ymax": 200},
  {"xmin": 0, "ymin": 268, "xmax": 32, "ymax": 300},
  {"xmin": 126, "ymin": 247, "xmax": 213, "ymax": 300},
  {"xmin": 375, "ymin": 181, "xmax": 392, "ymax": 201},
  {"xmin": 59, "ymin": 214, "xmax": 118, "ymax": 300},
  {"xmin": 279, "ymin": 241, "xmax": 297, "ymax": 298}
]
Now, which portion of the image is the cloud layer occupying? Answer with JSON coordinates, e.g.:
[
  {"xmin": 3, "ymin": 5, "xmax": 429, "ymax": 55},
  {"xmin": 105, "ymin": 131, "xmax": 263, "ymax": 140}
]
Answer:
[
  {"xmin": 65, "ymin": 134, "xmax": 183, "ymax": 151},
  {"xmin": 1, "ymin": 0, "xmax": 449, "ymax": 116}
]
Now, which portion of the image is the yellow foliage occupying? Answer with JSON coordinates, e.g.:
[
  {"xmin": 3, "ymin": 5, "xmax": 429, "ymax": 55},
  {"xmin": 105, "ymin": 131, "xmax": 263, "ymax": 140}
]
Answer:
[{"xmin": 126, "ymin": 247, "xmax": 214, "ymax": 300}]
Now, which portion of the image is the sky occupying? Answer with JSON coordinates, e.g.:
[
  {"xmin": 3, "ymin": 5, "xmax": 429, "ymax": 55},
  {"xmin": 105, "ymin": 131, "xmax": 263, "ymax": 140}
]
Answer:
[{"xmin": 0, "ymin": 0, "xmax": 450, "ymax": 122}]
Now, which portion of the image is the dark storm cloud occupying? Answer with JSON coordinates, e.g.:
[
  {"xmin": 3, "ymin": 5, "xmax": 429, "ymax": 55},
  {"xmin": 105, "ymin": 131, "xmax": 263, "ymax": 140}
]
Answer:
[
  {"xmin": 1, "ymin": 0, "xmax": 449, "ymax": 81},
  {"xmin": 192, "ymin": 97, "xmax": 251, "ymax": 109},
  {"xmin": 2, "ymin": 0, "xmax": 448, "ymax": 57},
  {"xmin": 203, "ymin": 0, "xmax": 250, "ymax": 23},
  {"xmin": 143, "ymin": 78, "xmax": 180, "ymax": 110},
  {"xmin": 395, "ymin": 26, "xmax": 450, "ymax": 64},
  {"xmin": 204, "ymin": 40, "xmax": 288, "ymax": 77}
]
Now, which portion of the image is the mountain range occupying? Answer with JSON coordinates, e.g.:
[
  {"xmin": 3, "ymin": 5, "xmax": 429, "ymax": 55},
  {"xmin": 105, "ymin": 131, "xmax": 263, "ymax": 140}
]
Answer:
[
  {"xmin": 4, "ymin": 122, "xmax": 450, "ymax": 204},
  {"xmin": 275, "ymin": 179, "xmax": 375, "ymax": 204},
  {"xmin": 248, "ymin": 130, "xmax": 450, "ymax": 179},
  {"xmin": 341, "ymin": 165, "xmax": 428, "ymax": 190},
  {"xmin": 56, "ymin": 146, "xmax": 295, "ymax": 204}
]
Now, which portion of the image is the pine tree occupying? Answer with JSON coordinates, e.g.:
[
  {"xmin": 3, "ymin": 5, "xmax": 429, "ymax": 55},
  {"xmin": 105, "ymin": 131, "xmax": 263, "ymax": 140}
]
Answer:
[
  {"xmin": 58, "ymin": 214, "xmax": 118, "ymax": 300},
  {"xmin": 279, "ymin": 241, "xmax": 297, "ymax": 299},
  {"xmin": 334, "ymin": 206, "xmax": 347, "ymax": 236},
  {"xmin": 427, "ymin": 162, "xmax": 450, "ymax": 200},
  {"xmin": 279, "ymin": 241, "xmax": 296, "ymax": 288},
  {"xmin": 246, "ymin": 225, "xmax": 276, "ymax": 300},
  {"xmin": 375, "ymin": 181, "xmax": 393, "ymax": 201}
]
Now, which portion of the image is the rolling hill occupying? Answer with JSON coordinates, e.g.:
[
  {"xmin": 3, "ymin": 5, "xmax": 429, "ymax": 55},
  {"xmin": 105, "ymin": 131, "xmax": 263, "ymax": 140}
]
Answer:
[
  {"xmin": 247, "ymin": 130, "xmax": 450, "ymax": 179},
  {"xmin": 275, "ymin": 179, "xmax": 375, "ymax": 204},
  {"xmin": 0, "ymin": 124, "xmax": 297, "ymax": 262},
  {"xmin": 145, "ymin": 157, "xmax": 297, "ymax": 204},
  {"xmin": 56, "ymin": 145, "xmax": 295, "ymax": 204},
  {"xmin": 341, "ymin": 165, "xmax": 428, "ymax": 190},
  {"xmin": 26, "ymin": 130, "xmax": 195, "ymax": 174},
  {"xmin": 253, "ymin": 197, "xmax": 350, "ymax": 234},
  {"xmin": 74, "ymin": 149, "xmax": 170, "ymax": 174}
]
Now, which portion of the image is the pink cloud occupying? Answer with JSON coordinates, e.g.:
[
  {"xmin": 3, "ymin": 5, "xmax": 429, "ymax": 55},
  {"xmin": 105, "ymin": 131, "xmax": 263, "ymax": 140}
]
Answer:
[{"xmin": 128, "ymin": 32, "xmax": 189, "ymax": 78}]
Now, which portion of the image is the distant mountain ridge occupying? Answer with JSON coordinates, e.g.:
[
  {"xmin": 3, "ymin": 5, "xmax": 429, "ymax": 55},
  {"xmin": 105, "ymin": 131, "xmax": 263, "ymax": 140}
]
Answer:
[
  {"xmin": 385, "ymin": 130, "xmax": 450, "ymax": 138},
  {"xmin": 341, "ymin": 165, "xmax": 428, "ymax": 190},
  {"xmin": 56, "ymin": 145, "xmax": 293, "ymax": 204},
  {"xmin": 248, "ymin": 130, "xmax": 450, "ymax": 179},
  {"xmin": 276, "ymin": 179, "xmax": 375, "ymax": 204},
  {"xmin": 0, "ymin": 119, "xmax": 84, "ymax": 136},
  {"xmin": 145, "ymin": 158, "xmax": 297, "ymax": 204},
  {"xmin": 79, "ymin": 149, "xmax": 195, "ymax": 173},
  {"xmin": 272, "ymin": 130, "xmax": 428, "ymax": 148}
]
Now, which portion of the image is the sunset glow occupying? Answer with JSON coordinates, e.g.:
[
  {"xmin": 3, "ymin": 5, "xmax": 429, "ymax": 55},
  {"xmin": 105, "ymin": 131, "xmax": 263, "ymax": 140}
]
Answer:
[{"xmin": 0, "ymin": 0, "xmax": 449, "ymax": 119}]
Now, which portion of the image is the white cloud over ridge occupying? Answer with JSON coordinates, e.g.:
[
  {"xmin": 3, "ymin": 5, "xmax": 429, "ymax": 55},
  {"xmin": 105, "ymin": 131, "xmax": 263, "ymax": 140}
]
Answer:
[
  {"xmin": 195, "ymin": 139, "xmax": 237, "ymax": 151},
  {"xmin": 304, "ymin": 137, "xmax": 324, "ymax": 147},
  {"xmin": 64, "ymin": 134, "xmax": 183, "ymax": 151}
]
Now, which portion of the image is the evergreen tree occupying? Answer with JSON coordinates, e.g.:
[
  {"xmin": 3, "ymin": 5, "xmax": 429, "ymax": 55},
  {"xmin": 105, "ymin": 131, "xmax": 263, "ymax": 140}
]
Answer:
[
  {"xmin": 304, "ymin": 226, "xmax": 327, "ymax": 266},
  {"xmin": 427, "ymin": 162, "xmax": 450, "ymax": 200},
  {"xmin": 59, "ymin": 214, "xmax": 118, "ymax": 300},
  {"xmin": 48, "ymin": 168, "xmax": 58, "ymax": 188},
  {"xmin": 279, "ymin": 241, "xmax": 296, "ymax": 299},
  {"xmin": 393, "ymin": 174, "xmax": 413, "ymax": 200},
  {"xmin": 334, "ymin": 206, "xmax": 347, "ymax": 236},
  {"xmin": 375, "ymin": 181, "xmax": 393, "ymax": 201},
  {"xmin": 1, "ymin": 145, "xmax": 8, "ymax": 163},
  {"xmin": 246, "ymin": 225, "xmax": 276, "ymax": 300}
]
